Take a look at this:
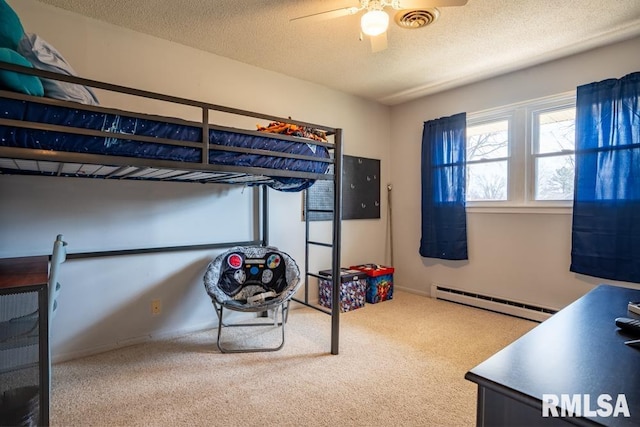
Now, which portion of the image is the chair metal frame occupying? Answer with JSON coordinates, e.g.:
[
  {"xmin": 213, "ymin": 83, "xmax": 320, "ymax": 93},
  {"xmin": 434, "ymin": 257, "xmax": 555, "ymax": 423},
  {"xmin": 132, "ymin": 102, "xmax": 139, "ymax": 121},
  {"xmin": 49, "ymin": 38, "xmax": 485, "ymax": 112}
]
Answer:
[{"xmin": 211, "ymin": 299, "xmax": 291, "ymax": 353}]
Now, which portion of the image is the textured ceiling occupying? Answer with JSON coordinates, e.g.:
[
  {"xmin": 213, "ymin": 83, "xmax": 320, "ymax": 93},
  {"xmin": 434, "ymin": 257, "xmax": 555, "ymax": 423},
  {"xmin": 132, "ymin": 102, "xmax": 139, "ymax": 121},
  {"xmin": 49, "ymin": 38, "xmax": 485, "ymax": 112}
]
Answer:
[{"xmin": 35, "ymin": 0, "xmax": 640, "ymax": 105}]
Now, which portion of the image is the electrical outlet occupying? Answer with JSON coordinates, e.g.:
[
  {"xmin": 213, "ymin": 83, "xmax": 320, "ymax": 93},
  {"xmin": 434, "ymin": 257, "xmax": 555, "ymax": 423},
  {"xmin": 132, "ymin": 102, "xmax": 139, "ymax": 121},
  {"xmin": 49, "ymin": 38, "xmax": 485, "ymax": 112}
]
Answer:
[{"xmin": 151, "ymin": 299, "xmax": 161, "ymax": 315}]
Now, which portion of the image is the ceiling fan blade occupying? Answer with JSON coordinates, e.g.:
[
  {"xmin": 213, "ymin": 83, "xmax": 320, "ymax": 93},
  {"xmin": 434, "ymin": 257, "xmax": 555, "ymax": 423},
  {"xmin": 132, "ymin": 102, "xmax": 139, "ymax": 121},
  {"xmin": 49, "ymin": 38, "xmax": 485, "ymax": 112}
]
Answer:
[
  {"xmin": 370, "ymin": 32, "xmax": 388, "ymax": 53},
  {"xmin": 395, "ymin": 0, "xmax": 468, "ymax": 8},
  {"xmin": 290, "ymin": 6, "xmax": 359, "ymax": 23}
]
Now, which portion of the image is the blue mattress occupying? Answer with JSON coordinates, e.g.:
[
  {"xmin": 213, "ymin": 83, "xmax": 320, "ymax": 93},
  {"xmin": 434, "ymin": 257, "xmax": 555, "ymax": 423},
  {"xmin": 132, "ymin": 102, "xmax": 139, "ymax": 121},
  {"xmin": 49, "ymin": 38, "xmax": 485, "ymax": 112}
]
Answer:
[{"xmin": 0, "ymin": 97, "xmax": 330, "ymax": 191}]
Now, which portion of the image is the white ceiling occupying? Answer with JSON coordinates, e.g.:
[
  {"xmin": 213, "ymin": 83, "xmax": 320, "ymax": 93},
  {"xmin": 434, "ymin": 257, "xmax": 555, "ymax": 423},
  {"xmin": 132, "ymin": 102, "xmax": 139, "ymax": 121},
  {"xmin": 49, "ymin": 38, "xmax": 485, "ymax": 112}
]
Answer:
[{"xmin": 36, "ymin": 0, "xmax": 640, "ymax": 105}]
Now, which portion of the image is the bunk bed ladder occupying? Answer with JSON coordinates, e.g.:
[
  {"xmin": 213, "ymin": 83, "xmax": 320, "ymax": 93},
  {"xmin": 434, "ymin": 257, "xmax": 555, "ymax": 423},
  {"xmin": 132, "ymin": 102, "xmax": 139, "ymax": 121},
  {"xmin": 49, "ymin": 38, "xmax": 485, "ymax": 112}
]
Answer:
[{"xmin": 295, "ymin": 130, "xmax": 342, "ymax": 355}]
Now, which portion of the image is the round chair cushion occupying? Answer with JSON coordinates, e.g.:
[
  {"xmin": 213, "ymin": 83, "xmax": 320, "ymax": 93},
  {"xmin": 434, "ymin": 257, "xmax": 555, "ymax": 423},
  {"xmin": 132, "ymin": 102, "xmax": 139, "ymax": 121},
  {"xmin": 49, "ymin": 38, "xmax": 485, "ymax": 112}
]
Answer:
[{"xmin": 204, "ymin": 246, "xmax": 301, "ymax": 312}]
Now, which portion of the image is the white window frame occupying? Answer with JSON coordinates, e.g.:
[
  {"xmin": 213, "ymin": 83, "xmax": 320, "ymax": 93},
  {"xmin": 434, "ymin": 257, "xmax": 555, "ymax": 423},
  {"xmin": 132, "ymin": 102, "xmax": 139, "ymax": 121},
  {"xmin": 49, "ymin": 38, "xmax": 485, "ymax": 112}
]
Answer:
[
  {"xmin": 527, "ymin": 97, "xmax": 576, "ymax": 205},
  {"xmin": 465, "ymin": 110, "xmax": 516, "ymax": 207},
  {"xmin": 466, "ymin": 91, "xmax": 575, "ymax": 214}
]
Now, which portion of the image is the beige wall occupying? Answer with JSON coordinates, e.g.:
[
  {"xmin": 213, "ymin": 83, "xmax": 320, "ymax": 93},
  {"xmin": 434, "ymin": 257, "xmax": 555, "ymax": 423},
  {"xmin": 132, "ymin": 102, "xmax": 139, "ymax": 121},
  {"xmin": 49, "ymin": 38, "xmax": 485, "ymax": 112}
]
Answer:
[{"xmin": 389, "ymin": 36, "xmax": 640, "ymax": 310}]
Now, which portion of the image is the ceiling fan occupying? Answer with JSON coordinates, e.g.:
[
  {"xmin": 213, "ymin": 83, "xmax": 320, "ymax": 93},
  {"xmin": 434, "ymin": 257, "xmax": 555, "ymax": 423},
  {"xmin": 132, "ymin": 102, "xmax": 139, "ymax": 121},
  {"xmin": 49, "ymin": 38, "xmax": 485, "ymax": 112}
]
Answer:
[{"xmin": 291, "ymin": 0, "xmax": 468, "ymax": 52}]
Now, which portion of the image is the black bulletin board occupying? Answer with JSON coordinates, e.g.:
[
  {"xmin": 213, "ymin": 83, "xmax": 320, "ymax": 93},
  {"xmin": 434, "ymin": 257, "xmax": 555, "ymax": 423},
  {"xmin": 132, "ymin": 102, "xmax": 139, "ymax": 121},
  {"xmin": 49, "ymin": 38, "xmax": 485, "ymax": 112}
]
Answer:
[{"xmin": 305, "ymin": 155, "xmax": 380, "ymax": 221}]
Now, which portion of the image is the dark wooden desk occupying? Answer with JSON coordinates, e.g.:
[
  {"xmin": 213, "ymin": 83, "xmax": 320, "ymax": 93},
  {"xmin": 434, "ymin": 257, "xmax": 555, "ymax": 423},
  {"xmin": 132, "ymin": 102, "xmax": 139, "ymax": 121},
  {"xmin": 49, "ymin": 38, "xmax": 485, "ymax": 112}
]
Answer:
[
  {"xmin": 0, "ymin": 255, "xmax": 50, "ymax": 426},
  {"xmin": 0, "ymin": 256, "xmax": 49, "ymax": 289},
  {"xmin": 466, "ymin": 284, "xmax": 640, "ymax": 427}
]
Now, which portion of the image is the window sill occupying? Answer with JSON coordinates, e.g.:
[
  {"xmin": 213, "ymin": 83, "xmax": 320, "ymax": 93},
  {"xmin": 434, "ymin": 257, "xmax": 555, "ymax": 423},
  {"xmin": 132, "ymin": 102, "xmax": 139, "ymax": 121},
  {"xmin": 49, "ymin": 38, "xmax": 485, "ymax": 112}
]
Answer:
[{"xmin": 466, "ymin": 204, "xmax": 572, "ymax": 214}]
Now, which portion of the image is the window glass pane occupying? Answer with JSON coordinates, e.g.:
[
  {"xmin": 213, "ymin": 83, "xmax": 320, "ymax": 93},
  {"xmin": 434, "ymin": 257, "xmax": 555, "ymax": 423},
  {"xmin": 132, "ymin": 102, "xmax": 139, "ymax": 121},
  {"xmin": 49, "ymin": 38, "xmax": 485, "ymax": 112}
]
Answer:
[
  {"xmin": 535, "ymin": 154, "xmax": 575, "ymax": 200},
  {"xmin": 536, "ymin": 108, "xmax": 575, "ymax": 154},
  {"xmin": 467, "ymin": 120, "xmax": 509, "ymax": 161},
  {"xmin": 467, "ymin": 160, "xmax": 507, "ymax": 201}
]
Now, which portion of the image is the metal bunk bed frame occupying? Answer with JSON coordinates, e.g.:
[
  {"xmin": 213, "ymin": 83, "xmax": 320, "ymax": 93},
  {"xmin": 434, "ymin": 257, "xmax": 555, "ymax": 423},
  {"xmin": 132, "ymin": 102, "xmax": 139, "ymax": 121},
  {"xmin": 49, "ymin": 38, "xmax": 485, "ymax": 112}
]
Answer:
[{"xmin": 0, "ymin": 61, "xmax": 344, "ymax": 355}]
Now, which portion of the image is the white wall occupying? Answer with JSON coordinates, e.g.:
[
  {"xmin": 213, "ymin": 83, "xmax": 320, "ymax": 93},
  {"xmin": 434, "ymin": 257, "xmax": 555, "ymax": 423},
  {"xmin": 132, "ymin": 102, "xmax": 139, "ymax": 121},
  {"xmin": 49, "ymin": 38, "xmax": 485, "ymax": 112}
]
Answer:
[
  {"xmin": 390, "ymin": 36, "xmax": 640, "ymax": 310},
  {"xmin": 2, "ymin": 0, "xmax": 391, "ymax": 360}
]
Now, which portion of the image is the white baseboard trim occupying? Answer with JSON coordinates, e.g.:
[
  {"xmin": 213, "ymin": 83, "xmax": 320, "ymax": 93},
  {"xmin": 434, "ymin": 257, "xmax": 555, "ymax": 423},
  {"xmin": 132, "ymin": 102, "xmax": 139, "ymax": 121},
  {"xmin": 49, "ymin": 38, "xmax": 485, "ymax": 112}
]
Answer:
[
  {"xmin": 53, "ymin": 321, "xmax": 217, "ymax": 363},
  {"xmin": 430, "ymin": 283, "xmax": 557, "ymax": 322},
  {"xmin": 394, "ymin": 285, "xmax": 430, "ymax": 297}
]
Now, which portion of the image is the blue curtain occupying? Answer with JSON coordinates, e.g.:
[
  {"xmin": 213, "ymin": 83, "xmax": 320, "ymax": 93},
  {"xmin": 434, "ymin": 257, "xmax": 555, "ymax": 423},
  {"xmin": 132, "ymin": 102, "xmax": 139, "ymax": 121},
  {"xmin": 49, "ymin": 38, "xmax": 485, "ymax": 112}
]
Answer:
[
  {"xmin": 420, "ymin": 112, "xmax": 468, "ymax": 260},
  {"xmin": 571, "ymin": 71, "xmax": 640, "ymax": 283}
]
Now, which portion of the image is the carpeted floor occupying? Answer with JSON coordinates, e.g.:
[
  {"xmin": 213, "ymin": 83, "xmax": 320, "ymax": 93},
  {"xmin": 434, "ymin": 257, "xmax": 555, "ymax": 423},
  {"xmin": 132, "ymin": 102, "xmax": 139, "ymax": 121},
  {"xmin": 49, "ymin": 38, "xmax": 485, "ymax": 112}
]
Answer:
[{"xmin": 50, "ymin": 290, "xmax": 536, "ymax": 426}]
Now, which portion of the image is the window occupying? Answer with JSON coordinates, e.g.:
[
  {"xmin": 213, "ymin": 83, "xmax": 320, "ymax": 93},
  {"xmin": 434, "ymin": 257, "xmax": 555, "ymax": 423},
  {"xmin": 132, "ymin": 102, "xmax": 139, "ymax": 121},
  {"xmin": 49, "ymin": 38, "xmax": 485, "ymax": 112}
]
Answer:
[
  {"xmin": 533, "ymin": 107, "xmax": 575, "ymax": 200},
  {"xmin": 466, "ymin": 93, "xmax": 576, "ymax": 207},
  {"xmin": 466, "ymin": 119, "xmax": 510, "ymax": 201}
]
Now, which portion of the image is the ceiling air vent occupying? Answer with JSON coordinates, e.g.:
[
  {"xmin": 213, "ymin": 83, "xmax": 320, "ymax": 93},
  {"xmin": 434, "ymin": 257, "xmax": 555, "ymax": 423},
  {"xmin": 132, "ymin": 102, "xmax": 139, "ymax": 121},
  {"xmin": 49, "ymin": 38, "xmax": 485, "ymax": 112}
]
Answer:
[{"xmin": 394, "ymin": 8, "xmax": 440, "ymax": 29}]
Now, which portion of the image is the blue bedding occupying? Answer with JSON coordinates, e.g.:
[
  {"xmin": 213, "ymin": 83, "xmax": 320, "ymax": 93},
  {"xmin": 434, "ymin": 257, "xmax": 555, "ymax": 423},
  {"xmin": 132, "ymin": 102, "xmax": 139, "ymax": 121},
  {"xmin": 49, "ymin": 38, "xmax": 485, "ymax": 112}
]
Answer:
[{"xmin": 0, "ymin": 97, "xmax": 330, "ymax": 191}]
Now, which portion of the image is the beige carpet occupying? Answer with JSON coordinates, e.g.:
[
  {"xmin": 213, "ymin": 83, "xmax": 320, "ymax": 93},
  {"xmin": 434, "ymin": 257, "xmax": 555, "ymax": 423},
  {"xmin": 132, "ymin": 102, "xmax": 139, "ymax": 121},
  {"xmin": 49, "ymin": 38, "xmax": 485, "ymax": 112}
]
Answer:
[{"xmin": 51, "ymin": 291, "xmax": 536, "ymax": 426}]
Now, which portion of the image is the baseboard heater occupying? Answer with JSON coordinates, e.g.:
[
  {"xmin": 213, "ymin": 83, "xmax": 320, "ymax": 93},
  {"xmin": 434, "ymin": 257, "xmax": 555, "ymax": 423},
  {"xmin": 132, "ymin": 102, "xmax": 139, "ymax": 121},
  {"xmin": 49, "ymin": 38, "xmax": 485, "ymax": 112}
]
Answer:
[{"xmin": 430, "ymin": 284, "xmax": 557, "ymax": 322}]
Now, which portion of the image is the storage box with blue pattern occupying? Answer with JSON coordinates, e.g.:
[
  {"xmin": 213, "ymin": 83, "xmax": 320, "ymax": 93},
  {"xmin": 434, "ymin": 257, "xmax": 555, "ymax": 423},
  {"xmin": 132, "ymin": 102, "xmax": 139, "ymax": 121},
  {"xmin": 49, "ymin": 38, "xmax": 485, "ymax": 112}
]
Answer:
[
  {"xmin": 318, "ymin": 268, "xmax": 366, "ymax": 312},
  {"xmin": 350, "ymin": 264, "xmax": 394, "ymax": 304}
]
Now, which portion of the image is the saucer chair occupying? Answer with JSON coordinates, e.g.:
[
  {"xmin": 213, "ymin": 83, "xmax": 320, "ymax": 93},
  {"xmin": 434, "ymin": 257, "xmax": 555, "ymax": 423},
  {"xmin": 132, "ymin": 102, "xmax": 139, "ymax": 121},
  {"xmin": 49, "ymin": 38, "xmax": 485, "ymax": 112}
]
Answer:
[{"xmin": 203, "ymin": 246, "xmax": 301, "ymax": 353}]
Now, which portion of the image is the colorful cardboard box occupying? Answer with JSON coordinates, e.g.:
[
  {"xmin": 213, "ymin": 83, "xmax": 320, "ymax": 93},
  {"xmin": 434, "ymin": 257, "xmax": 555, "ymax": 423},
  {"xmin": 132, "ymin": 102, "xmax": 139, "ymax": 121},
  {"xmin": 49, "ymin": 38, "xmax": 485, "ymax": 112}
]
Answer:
[
  {"xmin": 349, "ymin": 264, "xmax": 394, "ymax": 304},
  {"xmin": 318, "ymin": 268, "xmax": 367, "ymax": 312}
]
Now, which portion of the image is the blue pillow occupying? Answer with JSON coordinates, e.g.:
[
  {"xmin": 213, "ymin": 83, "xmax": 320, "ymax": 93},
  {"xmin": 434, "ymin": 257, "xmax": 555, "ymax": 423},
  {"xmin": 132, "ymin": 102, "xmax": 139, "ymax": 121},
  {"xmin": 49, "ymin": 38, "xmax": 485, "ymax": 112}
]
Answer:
[
  {"xmin": 0, "ymin": 48, "xmax": 44, "ymax": 96},
  {"xmin": 0, "ymin": 0, "xmax": 24, "ymax": 49}
]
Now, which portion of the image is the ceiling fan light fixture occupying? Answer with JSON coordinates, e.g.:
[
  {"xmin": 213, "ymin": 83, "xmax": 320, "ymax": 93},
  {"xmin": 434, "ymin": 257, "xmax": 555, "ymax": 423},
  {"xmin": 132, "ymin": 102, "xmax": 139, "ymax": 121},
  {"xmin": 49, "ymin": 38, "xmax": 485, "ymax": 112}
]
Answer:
[{"xmin": 361, "ymin": 10, "xmax": 389, "ymax": 36}]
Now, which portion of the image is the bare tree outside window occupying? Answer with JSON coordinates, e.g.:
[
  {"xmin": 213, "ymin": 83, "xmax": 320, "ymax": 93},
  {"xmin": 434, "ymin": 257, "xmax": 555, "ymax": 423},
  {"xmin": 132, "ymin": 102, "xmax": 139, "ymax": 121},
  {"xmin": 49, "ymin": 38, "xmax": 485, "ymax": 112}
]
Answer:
[
  {"xmin": 535, "ymin": 108, "xmax": 575, "ymax": 200},
  {"xmin": 465, "ymin": 95, "xmax": 576, "ymax": 206},
  {"xmin": 466, "ymin": 120, "xmax": 509, "ymax": 201}
]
